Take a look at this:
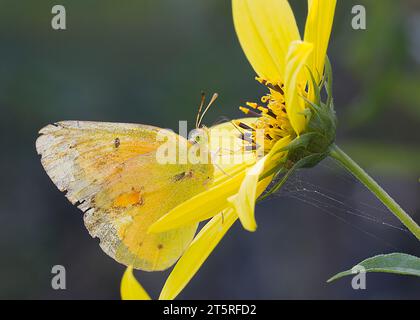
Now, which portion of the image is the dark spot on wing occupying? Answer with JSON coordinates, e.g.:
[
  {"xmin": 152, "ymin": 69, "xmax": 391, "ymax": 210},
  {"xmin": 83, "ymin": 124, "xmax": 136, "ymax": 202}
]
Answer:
[
  {"xmin": 114, "ymin": 137, "xmax": 120, "ymax": 148},
  {"xmin": 157, "ymin": 244, "xmax": 163, "ymax": 250}
]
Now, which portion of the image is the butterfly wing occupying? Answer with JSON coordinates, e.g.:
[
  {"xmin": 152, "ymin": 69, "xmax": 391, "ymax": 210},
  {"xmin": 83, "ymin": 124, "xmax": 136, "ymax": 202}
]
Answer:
[{"xmin": 36, "ymin": 121, "xmax": 213, "ymax": 271}]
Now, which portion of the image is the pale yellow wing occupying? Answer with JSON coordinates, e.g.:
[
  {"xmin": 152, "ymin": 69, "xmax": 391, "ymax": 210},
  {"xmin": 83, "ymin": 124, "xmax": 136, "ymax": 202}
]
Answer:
[{"xmin": 36, "ymin": 121, "xmax": 213, "ymax": 271}]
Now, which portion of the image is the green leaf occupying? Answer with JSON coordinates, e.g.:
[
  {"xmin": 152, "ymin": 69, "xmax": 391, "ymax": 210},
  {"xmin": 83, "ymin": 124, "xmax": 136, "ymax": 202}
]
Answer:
[
  {"xmin": 275, "ymin": 132, "xmax": 320, "ymax": 153},
  {"xmin": 258, "ymin": 153, "xmax": 325, "ymax": 202},
  {"xmin": 327, "ymin": 253, "xmax": 420, "ymax": 283},
  {"xmin": 324, "ymin": 56, "xmax": 333, "ymax": 109},
  {"xmin": 306, "ymin": 65, "xmax": 321, "ymax": 107}
]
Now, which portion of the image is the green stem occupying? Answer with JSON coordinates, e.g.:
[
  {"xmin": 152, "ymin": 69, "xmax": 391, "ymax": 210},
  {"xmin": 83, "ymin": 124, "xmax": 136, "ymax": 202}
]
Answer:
[{"xmin": 329, "ymin": 144, "xmax": 420, "ymax": 241}]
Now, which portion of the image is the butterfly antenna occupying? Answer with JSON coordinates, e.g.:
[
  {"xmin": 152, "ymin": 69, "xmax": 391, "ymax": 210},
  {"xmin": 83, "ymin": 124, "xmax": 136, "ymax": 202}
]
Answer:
[
  {"xmin": 196, "ymin": 92, "xmax": 206, "ymax": 129},
  {"xmin": 198, "ymin": 93, "xmax": 218, "ymax": 128}
]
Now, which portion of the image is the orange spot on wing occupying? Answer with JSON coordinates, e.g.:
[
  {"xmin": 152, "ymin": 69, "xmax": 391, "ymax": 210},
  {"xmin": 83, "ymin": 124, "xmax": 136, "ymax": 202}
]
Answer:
[{"xmin": 113, "ymin": 190, "xmax": 144, "ymax": 208}]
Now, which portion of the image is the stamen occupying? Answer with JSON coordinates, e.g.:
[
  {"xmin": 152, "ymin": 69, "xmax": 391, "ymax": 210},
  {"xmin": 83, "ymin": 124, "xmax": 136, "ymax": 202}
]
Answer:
[
  {"xmin": 255, "ymin": 77, "xmax": 284, "ymax": 95},
  {"xmin": 239, "ymin": 106, "xmax": 261, "ymax": 118},
  {"xmin": 258, "ymin": 106, "xmax": 276, "ymax": 119},
  {"xmin": 246, "ymin": 102, "xmax": 259, "ymax": 109},
  {"xmin": 236, "ymin": 121, "xmax": 255, "ymax": 131},
  {"xmin": 265, "ymin": 134, "xmax": 273, "ymax": 141},
  {"xmin": 236, "ymin": 77, "xmax": 296, "ymax": 153},
  {"xmin": 266, "ymin": 109, "xmax": 277, "ymax": 119},
  {"xmin": 261, "ymin": 96, "xmax": 270, "ymax": 103}
]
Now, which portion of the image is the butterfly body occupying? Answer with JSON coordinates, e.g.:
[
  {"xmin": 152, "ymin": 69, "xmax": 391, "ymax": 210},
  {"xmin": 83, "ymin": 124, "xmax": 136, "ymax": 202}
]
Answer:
[{"xmin": 36, "ymin": 121, "xmax": 213, "ymax": 271}]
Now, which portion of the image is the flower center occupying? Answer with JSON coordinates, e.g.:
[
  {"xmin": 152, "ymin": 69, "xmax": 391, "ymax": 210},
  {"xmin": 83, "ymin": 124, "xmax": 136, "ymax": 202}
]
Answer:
[{"xmin": 234, "ymin": 78, "xmax": 296, "ymax": 154}]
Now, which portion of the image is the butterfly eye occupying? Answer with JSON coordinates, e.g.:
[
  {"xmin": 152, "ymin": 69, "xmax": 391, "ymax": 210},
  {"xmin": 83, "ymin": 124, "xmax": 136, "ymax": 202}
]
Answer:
[{"xmin": 189, "ymin": 129, "xmax": 204, "ymax": 144}]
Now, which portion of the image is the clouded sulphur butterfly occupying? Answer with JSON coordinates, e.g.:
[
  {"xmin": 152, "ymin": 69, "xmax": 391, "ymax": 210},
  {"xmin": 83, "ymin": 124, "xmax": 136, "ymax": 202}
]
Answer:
[{"xmin": 36, "ymin": 121, "xmax": 213, "ymax": 271}]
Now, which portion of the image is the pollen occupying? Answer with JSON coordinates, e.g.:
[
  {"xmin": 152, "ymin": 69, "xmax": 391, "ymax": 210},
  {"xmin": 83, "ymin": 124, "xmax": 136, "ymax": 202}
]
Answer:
[{"xmin": 235, "ymin": 78, "xmax": 296, "ymax": 153}]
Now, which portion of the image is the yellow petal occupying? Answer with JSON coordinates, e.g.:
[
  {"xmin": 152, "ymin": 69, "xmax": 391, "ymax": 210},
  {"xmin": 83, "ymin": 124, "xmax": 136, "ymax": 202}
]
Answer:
[
  {"xmin": 158, "ymin": 178, "xmax": 271, "ymax": 300},
  {"xmin": 148, "ymin": 170, "xmax": 246, "ymax": 233},
  {"xmin": 284, "ymin": 41, "xmax": 314, "ymax": 135},
  {"xmin": 120, "ymin": 266, "xmax": 151, "ymax": 300},
  {"xmin": 304, "ymin": 0, "xmax": 337, "ymax": 84},
  {"xmin": 159, "ymin": 209, "xmax": 237, "ymax": 300},
  {"xmin": 228, "ymin": 158, "xmax": 266, "ymax": 231},
  {"xmin": 232, "ymin": 0, "xmax": 301, "ymax": 83},
  {"xmin": 228, "ymin": 136, "xmax": 291, "ymax": 231}
]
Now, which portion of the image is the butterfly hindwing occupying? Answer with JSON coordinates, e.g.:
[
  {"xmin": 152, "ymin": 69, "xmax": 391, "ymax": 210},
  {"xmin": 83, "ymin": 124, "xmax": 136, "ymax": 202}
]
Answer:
[{"xmin": 36, "ymin": 121, "xmax": 213, "ymax": 271}]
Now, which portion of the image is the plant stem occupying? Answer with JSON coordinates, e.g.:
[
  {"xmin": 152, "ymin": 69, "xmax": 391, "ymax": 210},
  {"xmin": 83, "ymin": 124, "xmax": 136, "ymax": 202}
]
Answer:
[{"xmin": 329, "ymin": 144, "xmax": 420, "ymax": 241}]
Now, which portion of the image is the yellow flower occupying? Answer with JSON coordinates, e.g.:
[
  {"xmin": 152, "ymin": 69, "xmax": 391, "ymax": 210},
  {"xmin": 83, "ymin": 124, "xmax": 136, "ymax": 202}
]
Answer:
[
  {"xmin": 120, "ymin": 266, "xmax": 151, "ymax": 300},
  {"xmin": 151, "ymin": 0, "xmax": 336, "ymax": 233},
  {"xmin": 122, "ymin": 0, "xmax": 337, "ymax": 300}
]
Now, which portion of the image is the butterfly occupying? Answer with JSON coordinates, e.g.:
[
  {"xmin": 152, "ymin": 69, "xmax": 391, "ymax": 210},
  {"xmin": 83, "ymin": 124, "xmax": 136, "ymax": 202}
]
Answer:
[{"xmin": 36, "ymin": 95, "xmax": 219, "ymax": 272}]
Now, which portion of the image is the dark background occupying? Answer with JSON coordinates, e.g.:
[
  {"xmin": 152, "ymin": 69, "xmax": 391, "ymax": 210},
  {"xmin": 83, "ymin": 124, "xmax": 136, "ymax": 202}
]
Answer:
[{"xmin": 0, "ymin": 0, "xmax": 419, "ymax": 299}]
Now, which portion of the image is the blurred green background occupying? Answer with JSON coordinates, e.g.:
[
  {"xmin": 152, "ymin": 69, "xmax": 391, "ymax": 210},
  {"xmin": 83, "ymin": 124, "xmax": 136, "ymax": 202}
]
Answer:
[{"xmin": 0, "ymin": 0, "xmax": 419, "ymax": 299}]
